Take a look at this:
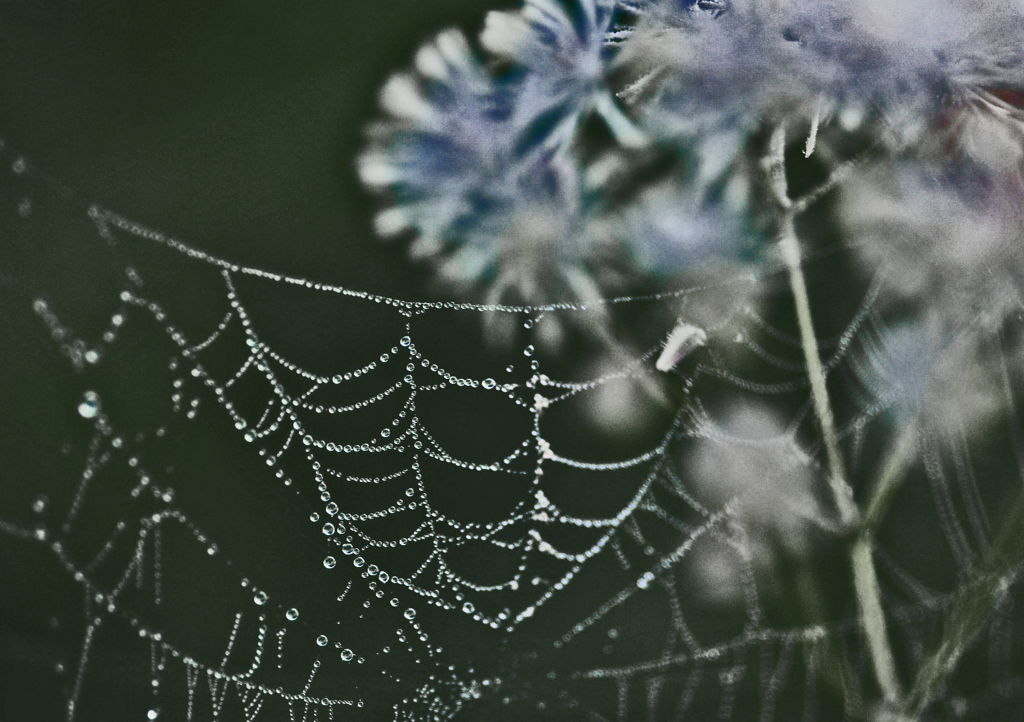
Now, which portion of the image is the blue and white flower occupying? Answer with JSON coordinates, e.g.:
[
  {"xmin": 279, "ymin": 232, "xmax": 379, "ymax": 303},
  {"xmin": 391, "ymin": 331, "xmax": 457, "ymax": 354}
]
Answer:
[
  {"xmin": 481, "ymin": 0, "xmax": 646, "ymax": 148},
  {"xmin": 359, "ymin": 4, "xmax": 650, "ymax": 311}
]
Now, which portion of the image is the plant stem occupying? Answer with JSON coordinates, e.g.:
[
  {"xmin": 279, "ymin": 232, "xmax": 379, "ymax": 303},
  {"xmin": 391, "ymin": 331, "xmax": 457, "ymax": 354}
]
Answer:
[
  {"xmin": 861, "ymin": 422, "xmax": 920, "ymax": 534},
  {"xmin": 851, "ymin": 536, "xmax": 903, "ymax": 705},
  {"xmin": 766, "ymin": 126, "xmax": 903, "ymax": 709},
  {"xmin": 776, "ymin": 217, "xmax": 859, "ymax": 528}
]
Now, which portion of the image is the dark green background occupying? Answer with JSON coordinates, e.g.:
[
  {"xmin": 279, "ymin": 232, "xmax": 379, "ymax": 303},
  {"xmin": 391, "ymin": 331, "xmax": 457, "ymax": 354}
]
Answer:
[{"xmin": 0, "ymin": 0, "xmax": 516, "ymax": 295}]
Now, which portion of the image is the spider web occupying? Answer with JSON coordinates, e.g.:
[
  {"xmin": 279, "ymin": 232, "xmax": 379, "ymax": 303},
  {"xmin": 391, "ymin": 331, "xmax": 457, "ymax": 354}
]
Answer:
[{"xmin": 2, "ymin": 149, "xmax": 1024, "ymax": 722}]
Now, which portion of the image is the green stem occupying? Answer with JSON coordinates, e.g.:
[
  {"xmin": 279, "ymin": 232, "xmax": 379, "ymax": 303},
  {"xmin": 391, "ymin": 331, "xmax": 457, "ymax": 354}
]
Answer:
[
  {"xmin": 861, "ymin": 422, "xmax": 920, "ymax": 534},
  {"xmin": 777, "ymin": 217, "xmax": 859, "ymax": 528},
  {"xmin": 851, "ymin": 536, "xmax": 903, "ymax": 705},
  {"xmin": 767, "ymin": 126, "xmax": 902, "ymax": 709}
]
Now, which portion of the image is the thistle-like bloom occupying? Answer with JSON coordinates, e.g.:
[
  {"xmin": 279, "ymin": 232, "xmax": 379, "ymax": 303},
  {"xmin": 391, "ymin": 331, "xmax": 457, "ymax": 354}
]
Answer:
[
  {"xmin": 481, "ymin": 0, "xmax": 646, "ymax": 148},
  {"xmin": 617, "ymin": 176, "xmax": 754, "ymax": 276},
  {"xmin": 359, "ymin": 31, "xmax": 631, "ymax": 308},
  {"xmin": 359, "ymin": 30, "xmax": 513, "ymax": 260},
  {"xmin": 618, "ymin": 0, "xmax": 1024, "ymax": 148},
  {"xmin": 359, "ymin": 3, "xmax": 653, "ymax": 313},
  {"xmin": 686, "ymin": 402, "xmax": 826, "ymax": 553},
  {"xmin": 859, "ymin": 321, "xmax": 1003, "ymax": 435},
  {"xmin": 430, "ymin": 149, "xmax": 629, "ymax": 309},
  {"xmin": 840, "ymin": 161, "xmax": 1024, "ymax": 332}
]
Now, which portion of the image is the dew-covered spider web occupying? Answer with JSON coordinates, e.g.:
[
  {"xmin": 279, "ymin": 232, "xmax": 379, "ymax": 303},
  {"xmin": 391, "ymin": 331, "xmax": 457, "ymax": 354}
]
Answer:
[{"xmin": 3, "ymin": 147, "xmax": 1024, "ymax": 722}]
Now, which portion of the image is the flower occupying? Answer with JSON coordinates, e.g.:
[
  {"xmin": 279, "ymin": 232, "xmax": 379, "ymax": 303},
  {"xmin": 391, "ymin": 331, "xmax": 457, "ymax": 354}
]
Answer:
[
  {"xmin": 686, "ymin": 401, "xmax": 826, "ymax": 553},
  {"xmin": 481, "ymin": 0, "xmax": 647, "ymax": 148},
  {"xmin": 616, "ymin": 176, "xmax": 755, "ymax": 277},
  {"xmin": 429, "ymin": 149, "xmax": 628, "ymax": 310},
  {"xmin": 839, "ymin": 161, "xmax": 1024, "ymax": 332},
  {"xmin": 358, "ymin": 30, "xmax": 512, "ymax": 260},
  {"xmin": 617, "ymin": 0, "xmax": 1024, "ymax": 148},
  {"xmin": 855, "ymin": 318, "xmax": 1007, "ymax": 439},
  {"xmin": 358, "ymin": 7, "xmax": 648, "ymax": 318}
]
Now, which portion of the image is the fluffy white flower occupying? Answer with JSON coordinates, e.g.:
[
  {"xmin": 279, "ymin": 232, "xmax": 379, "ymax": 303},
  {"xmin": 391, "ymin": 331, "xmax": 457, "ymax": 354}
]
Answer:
[
  {"xmin": 855, "ymin": 317, "xmax": 1008, "ymax": 444},
  {"xmin": 686, "ymin": 401, "xmax": 825, "ymax": 551},
  {"xmin": 619, "ymin": 0, "xmax": 1024, "ymax": 145},
  {"xmin": 840, "ymin": 162, "xmax": 1024, "ymax": 330}
]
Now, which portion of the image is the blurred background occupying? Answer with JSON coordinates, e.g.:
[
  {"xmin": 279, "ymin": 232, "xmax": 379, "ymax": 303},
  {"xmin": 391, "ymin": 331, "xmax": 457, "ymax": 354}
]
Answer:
[{"xmin": 0, "ymin": 0, "xmax": 519, "ymax": 295}]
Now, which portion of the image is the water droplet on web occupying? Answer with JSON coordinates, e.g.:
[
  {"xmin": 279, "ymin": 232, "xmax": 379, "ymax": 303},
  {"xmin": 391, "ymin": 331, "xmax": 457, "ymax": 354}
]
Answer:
[
  {"xmin": 390, "ymin": 598, "xmax": 399, "ymax": 607},
  {"xmin": 286, "ymin": 608, "xmax": 299, "ymax": 621},
  {"xmin": 342, "ymin": 543, "xmax": 355, "ymax": 555},
  {"xmin": 341, "ymin": 649, "xmax": 354, "ymax": 662},
  {"xmin": 326, "ymin": 502, "xmax": 338, "ymax": 516},
  {"xmin": 77, "ymin": 391, "xmax": 100, "ymax": 419},
  {"xmin": 380, "ymin": 428, "xmax": 390, "ymax": 438},
  {"xmin": 323, "ymin": 556, "xmax": 337, "ymax": 569},
  {"xmin": 316, "ymin": 635, "xmax": 328, "ymax": 647},
  {"xmin": 380, "ymin": 353, "xmax": 390, "ymax": 362},
  {"xmin": 400, "ymin": 336, "xmax": 411, "ymax": 347},
  {"xmin": 253, "ymin": 590, "xmax": 268, "ymax": 606},
  {"xmin": 462, "ymin": 602, "xmax": 474, "ymax": 614},
  {"xmin": 482, "ymin": 378, "xmax": 496, "ymax": 390},
  {"xmin": 31, "ymin": 495, "xmax": 47, "ymax": 514},
  {"xmin": 379, "ymin": 572, "xmax": 390, "ymax": 583},
  {"xmin": 405, "ymin": 488, "xmax": 415, "ymax": 497},
  {"xmin": 368, "ymin": 565, "xmax": 379, "ymax": 576},
  {"xmin": 404, "ymin": 608, "xmax": 416, "ymax": 620},
  {"xmin": 322, "ymin": 523, "xmax": 335, "ymax": 536},
  {"xmin": 146, "ymin": 709, "xmax": 159, "ymax": 721},
  {"xmin": 524, "ymin": 345, "xmax": 535, "ymax": 356},
  {"xmin": 310, "ymin": 512, "xmax": 320, "ymax": 523},
  {"xmin": 353, "ymin": 557, "xmax": 365, "ymax": 568}
]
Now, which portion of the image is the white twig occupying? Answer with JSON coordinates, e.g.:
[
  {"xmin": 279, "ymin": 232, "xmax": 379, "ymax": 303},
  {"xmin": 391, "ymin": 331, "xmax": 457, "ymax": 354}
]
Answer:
[{"xmin": 766, "ymin": 125, "xmax": 903, "ymax": 709}]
